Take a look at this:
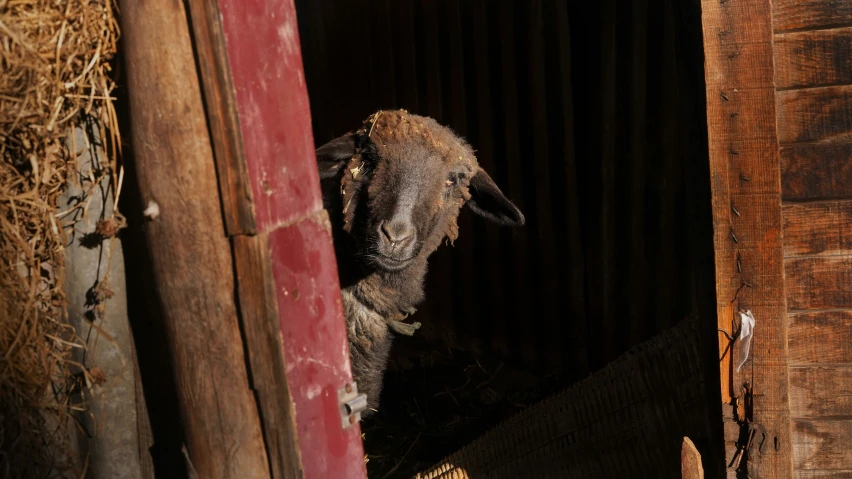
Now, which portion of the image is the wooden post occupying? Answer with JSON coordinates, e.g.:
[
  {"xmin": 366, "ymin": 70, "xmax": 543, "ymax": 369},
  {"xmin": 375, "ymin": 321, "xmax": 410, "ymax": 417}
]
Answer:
[
  {"xmin": 699, "ymin": 0, "xmax": 793, "ymax": 477},
  {"xmin": 682, "ymin": 437, "xmax": 704, "ymax": 479},
  {"xmin": 117, "ymin": 0, "xmax": 271, "ymax": 477}
]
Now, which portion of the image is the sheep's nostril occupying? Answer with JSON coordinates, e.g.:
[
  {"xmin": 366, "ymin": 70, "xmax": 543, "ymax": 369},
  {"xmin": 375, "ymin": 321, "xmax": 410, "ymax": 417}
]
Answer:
[{"xmin": 379, "ymin": 221, "xmax": 415, "ymax": 247}]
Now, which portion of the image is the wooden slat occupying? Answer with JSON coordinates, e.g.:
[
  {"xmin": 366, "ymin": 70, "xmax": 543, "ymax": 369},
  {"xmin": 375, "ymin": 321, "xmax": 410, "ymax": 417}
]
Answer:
[
  {"xmin": 794, "ymin": 472, "xmax": 852, "ymax": 478},
  {"xmin": 793, "ymin": 420, "xmax": 852, "ymax": 470},
  {"xmin": 233, "ymin": 234, "xmax": 302, "ymax": 479},
  {"xmin": 776, "ymin": 86, "xmax": 852, "ymax": 144},
  {"xmin": 682, "ymin": 437, "xmax": 705, "ymax": 479},
  {"xmin": 786, "ymin": 256, "xmax": 852, "ymax": 309},
  {"xmin": 773, "ymin": 0, "xmax": 852, "ymax": 33},
  {"xmin": 700, "ymin": 0, "xmax": 793, "ymax": 476},
  {"xmin": 790, "ymin": 366, "xmax": 852, "ymax": 417},
  {"xmin": 783, "ymin": 202, "xmax": 852, "ymax": 256},
  {"xmin": 789, "ymin": 311, "xmax": 852, "ymax": 364},
  {"xmin": 185, "ymin": 0, "xmax": 256, "ymax": 235},
  {"xmin": 774, "ymin": 28, "xmax": 852, "ymax": 90},
  {"xmin": 781, "ymin": 143, "xmax": 852, "ymax": 201}
]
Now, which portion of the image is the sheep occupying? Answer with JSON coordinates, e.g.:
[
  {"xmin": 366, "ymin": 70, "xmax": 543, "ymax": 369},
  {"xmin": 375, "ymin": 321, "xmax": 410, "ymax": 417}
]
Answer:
[{"xmin": 315, "ymin": 109, "xmax": 524, "ymax": 415}]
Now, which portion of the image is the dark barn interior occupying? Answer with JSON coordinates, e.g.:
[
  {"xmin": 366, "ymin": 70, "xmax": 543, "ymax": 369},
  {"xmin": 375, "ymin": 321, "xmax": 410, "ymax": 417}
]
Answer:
[{"xmin": 294, "ymin": 0, "xmax": 719, "ymax": 477}]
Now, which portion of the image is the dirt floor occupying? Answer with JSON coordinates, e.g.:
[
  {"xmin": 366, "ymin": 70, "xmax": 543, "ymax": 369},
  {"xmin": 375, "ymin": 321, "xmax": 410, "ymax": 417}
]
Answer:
[{"xmin": 362, "ymin": 334, "xmax": 568, "ymax": 479}]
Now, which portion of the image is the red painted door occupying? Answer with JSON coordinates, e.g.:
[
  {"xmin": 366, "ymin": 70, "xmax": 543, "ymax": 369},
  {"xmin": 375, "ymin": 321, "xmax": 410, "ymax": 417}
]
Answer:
[{"xmin": 215, "ymin": 0, "xmax": 367, "ymax": 477}]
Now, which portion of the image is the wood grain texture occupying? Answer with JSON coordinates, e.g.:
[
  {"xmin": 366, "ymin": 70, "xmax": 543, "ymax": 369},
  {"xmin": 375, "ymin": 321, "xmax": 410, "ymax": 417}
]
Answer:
[
  {"xmin": 794, "ymin": 472, "xmax": 852, "ymax": 478},
  {"xmin": 774, "ymin": 0, "xmax": 852, "ymax": 33},
  {"xmin": 793, "ymin": 420, "xmax": 852, "ymax": 470},
  {"xmin": 790, "ymin": 366, "xmax": 852, "ymax": 417},
  {"xmin": 116, "ymin": 0, "xmax": 270, "ymax": 476},
  {"xmin": 788, "ymin": 311, "xmax": 852, "ymax": 364},
  {"xmin": 774, "ymin": 28, "xmax": 852, "ymax": 90},
  {"xmin": 233, "ymin": 234, "xmax": 303, "ymax": 479},
  {"xmin": 185, "ymin": 0, "xmax": 256, "ymax": 235},
  {"xmin": 776, "ymin": 86, "xmax": 852, "ymax": 144},
  {"xmin": 783, "ymin": 201, "xmax": 852, "ymax": 256},
  {"xmin": 786, "ymin": 256, "xmax": 852, "ymax": 309},
  {"xmin": 781, "ymin": 143, "xmax": 852, "ymax": 201},
  {"xmin": 700, "ymin": 0, "xmax": 793, "ymax": 476},
  {"xmin": 682, "ymin": 437, "xmax": 705, "ymax": 479}
]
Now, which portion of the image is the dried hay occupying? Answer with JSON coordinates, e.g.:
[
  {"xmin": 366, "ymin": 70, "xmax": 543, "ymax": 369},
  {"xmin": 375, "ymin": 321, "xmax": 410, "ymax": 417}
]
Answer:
[{"xmin": 0, "ymin": 0, "xmax": 120, "ymax": 477}]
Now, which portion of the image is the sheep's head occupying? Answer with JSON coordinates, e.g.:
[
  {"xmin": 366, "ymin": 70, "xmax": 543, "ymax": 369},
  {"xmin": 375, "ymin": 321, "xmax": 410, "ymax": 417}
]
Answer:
[{"xmin": 316, "ymin": 110, "xmax": 524, "ymax": 272}]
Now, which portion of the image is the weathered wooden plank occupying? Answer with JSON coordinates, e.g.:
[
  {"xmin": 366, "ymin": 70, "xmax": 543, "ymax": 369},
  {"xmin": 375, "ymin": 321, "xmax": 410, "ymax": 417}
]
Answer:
[
  {"xmin": 789, "ymin": 311, "xmax": 852, "ymax": 364},
  {"xmin": 233, "ymin": 234, "xmax": 302, "ymax": 479},
  {"xmin": 185, "ymin": 0, "xmax": 256, "ymax": 235},
  {"xmin": 116, "ymin": 0, "xmax": 271, "ymax": 475},
  {"xmin": 682, "ymin": 437, "xmax": 705, "ymax": 479},
  {"xmin": 783, "ymin": 202, "xmax": 852, "ymax": 256},
  {"xmin": 795, "ymin": 472, "xmax": 852, "ymax": 479},
  {"xmin": 217, "ymin": 0, "xmax": 323, "ymax": 231},
  {"xmin": 774, "ymin": 28, "xmax": 852, "ymax": 90},
  {"xmin": 776, "ymin": 86, "xmax": 852, "ymax": 144},
  {"xmin": 781, "ymin": 143, "xmax": 852, "ymax": 201},
  {"xmin": 786, "ymin": 256, "xmax": 852, "ymax": 310},
  {"xmin": 700, "ymin": 0, "xmax": 793, "ymax": 476},
  {"xmin": 774, "ymin": 0, "xmax": 852, "ymax": 33},
  {"xmin": 793, "ymin": 420, "xmax": 852, "ymax": 470},
  {"xmin": 790, "ymin": 366, "xmax": 852, "ymax": 417}
]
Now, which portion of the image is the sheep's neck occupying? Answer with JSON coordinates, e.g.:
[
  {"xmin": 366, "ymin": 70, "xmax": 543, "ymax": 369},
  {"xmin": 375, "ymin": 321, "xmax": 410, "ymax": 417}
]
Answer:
[{"xmin": 343, "ymin": 261, "xmax": 427, "ymax": 320}]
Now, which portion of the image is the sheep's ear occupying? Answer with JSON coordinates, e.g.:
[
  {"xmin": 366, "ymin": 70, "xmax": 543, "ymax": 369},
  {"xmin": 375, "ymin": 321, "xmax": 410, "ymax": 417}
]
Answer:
[
  {"xmin": 467, "ymin": 168, "xmax": 525, "ymax": 226},
  {"xmin": 315, "ymin": 133, "xmax": 355, "ymax": 179}
]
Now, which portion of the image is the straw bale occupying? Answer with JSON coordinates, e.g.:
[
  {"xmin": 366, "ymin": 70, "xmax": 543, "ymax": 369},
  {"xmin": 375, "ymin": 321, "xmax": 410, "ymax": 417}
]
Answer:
[{"xmin": 0, "ymin": 0, "xmax": 121, "ymax": 476}]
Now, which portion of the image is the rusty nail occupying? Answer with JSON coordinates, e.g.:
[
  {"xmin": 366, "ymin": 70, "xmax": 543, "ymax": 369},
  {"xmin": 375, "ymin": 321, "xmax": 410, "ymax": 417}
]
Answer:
[
  {"xmin": 731, "ymin": 204, "xmax": 740, "ymax": 217},
  {"xmin": 739, "ymin": 173, "xmax": 750, "ymax": 182},
  {"xmin": 737, "ymin": 252, "xmax": 742, "ymax": 272},
  {"xmin": 721, "ymin": 91, "xmax": 729, "ymax": 101},
  {"xmin": 728, "ymin": 51, "xmax": 740, "ymax": 59},
  {"xmin": 730, "ymin": 112, "xmax": 740, "ymax": 118},
  {"xmin": 730, "ymin": 228, "xmax": 738, "ymax": 244}
]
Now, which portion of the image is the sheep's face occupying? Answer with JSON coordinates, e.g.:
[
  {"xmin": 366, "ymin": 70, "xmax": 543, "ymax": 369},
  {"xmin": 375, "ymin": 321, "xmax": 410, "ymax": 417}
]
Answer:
[{"xmin": 316, "ymin": 110, "xmax": 524, "ymax": 273}]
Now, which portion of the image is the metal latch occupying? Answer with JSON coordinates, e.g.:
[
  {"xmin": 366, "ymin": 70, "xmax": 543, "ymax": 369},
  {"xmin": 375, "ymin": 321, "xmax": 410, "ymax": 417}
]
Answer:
[{"xmin": 338, "ymin": 382, "xmax": 368, "ymax": 428}]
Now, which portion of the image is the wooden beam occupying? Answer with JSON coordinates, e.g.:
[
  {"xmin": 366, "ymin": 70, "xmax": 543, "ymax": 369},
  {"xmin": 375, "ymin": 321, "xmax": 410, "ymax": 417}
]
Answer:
[
  {"xmin": 185, "ymin": 0, "xmax": 256, "ymax": 235},
  {"xmin": 116, "ymin": 0, "xmax": 271, "ymax": 476},
  {"xmin": 699, "ymin": 0, "xmax": 793, "ymax": 476}
]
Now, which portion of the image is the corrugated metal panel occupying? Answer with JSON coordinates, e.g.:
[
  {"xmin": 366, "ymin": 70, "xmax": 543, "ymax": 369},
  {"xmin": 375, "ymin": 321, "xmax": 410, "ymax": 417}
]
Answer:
[{"xmin": 294, "ymin": 0, "xmax": 717, "ymax": 474}]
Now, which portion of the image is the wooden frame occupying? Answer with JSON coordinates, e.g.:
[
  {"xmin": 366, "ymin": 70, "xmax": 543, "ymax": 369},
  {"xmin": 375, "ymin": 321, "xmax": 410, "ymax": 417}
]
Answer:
[{"xmin": 700, "ymin": 0, "xmax": 794, "ymax": 477}]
